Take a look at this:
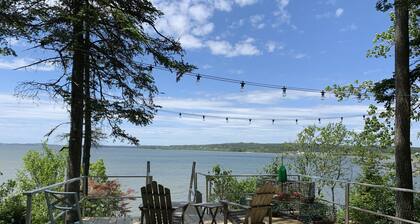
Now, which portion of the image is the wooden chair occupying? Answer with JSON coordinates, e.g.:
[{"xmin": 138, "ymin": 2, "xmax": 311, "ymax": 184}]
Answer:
[
  {"xmin": 139, "ymin": 181, "xmax": 189, "ymax": 224},
  {"xmin": 221, "ymin": 182, "xmax": 276, "ymax": 224},
  {"xmin": 44, "ymin": 190, "xmax": 83, "ymax": 224}
]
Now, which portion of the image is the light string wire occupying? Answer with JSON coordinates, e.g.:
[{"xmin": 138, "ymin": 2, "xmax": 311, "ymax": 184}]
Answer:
[
  {"xmin": 158, "ymin": 109, "xmax": 370, "ymax": 124},
  {"xmin": 143, "ymin": 63, "xmax": 418, "ymax": 98}
]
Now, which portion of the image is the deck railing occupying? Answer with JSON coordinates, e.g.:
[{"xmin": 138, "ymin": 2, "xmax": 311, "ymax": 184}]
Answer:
[
  {"xmin": 23, "ymin": 166, "xmax": 419, "ymax": 224},
  {"xmin": 197, "ymin": 172, "xmax": 420, "ymax": 224},
  {"xmin": 23, "ymin": 162, "xmax": 152, "ymax": 224}
]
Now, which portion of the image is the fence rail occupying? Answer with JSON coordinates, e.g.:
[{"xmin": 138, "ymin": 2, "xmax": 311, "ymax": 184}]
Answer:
[
  {"xmin": 23, "ymin": 165, "xmax": 419, "ymax": 224},
  {"xmin": 23, "ymin": 161, "xmax": 152, "ymax": 224},
  {"xmin": 197, "ymin": 172, "xmax": 420, "ymax": 224}
]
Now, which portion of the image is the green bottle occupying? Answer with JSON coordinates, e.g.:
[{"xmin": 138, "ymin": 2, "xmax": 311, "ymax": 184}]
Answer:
[{"xmin": 277, "ymin": 157, "xmax": 287, "ymax": 183}]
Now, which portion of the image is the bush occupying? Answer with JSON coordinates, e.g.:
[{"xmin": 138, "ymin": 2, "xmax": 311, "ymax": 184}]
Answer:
[
  {"xmin": 83, "ymin": 159, "xmax": 134, "ymax": 217},
  {"xmin": 0, "ymin": 144, "xmax": 132, "ymax": 223},
  {"xmin": 0, "ymin": 180, "xmax": 26, "ymax": 224},
  {"xmin": 209, "ymin": 165, "xmax": 257, "ymax": 203}
]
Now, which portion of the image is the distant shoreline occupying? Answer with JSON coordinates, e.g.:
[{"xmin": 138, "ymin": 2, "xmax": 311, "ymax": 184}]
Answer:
[{"xmin": 0, "ymin": 142, "xmax": 419, "ymax": 154}]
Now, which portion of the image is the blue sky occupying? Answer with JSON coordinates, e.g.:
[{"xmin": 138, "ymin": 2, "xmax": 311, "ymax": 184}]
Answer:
[{"xmin": 0, "ymin": 0, "xmax": 418, "ymax": 145}]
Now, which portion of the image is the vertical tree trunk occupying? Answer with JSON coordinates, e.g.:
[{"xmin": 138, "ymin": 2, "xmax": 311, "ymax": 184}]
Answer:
[
  {"xmin": 394, "ymin": 0, "xmax": 414, "ymax": 222},
  {"xmin": 67, "ymin": 0, "xmax": 85, "ymax": 222},
  {"xmin": 82, "ymin": 0, "xmax": 92, "ymax": 196}
]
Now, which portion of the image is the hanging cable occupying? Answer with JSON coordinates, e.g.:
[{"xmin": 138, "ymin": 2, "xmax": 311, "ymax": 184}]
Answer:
[{"xmin": 158, "ymin": 109, "xmax": 370, "ymax": 124}]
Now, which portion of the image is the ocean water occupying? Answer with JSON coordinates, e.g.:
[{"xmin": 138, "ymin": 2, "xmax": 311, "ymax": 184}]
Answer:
[{"xmin": 0, "ymin": 144, "xmax": 278, "ymax": 209}]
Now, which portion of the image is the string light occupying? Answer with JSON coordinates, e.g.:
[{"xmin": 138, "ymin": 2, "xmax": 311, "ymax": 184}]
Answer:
[
  {"xmin": 196, "ymin": 74, "xmax": 201, "ymax": 83},
  {"xmin": 240, "ymin": 81, "xmax": 245, "ymax": 91},
  {"xmin": 321, "ymin": 90, "xmax": 326, "ymax": 100},
  {"xmin": 140, "ymin": 62, "xmax": 418, "ymax": 99},
  {"xmin": 282, "ymin": 86, "xmax": 287, "ymax": 97},
  {"xmin": 158, "ymin": 109, "xmax": 371, "ymax": 125}
]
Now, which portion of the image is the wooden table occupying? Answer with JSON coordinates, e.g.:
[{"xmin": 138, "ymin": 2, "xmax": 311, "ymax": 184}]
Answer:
[{"xmin": 192, "ymin": 202, "xmax": 223, "ymax": 224}]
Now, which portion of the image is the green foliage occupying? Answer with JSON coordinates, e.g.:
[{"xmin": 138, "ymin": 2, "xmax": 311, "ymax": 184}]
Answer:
[
  {"xmin": 83, "ymin": 159, "xmax": 134, "ymax": 217},
  {"xmin": 367, "ymin": 3, "xmax": 420, "ymax": 59},
  {"xmin": 0, "ymin": 145, "xmax": 130, "ymax": 223},
  {"xmin": 292, "ymin": 123, "xmax": 352, "ymax": 200},
  {"xmin": 209, "ymin": 165, "xmax": 257, "ymax": 203},
  {"xmin": 90, "ymin": 159, "xmax": 107, "ymax": 183},
  {"xmin": 12, "ymin": 0, "xmax": 195, "ymax": 145},
  {"xmin": 341, "ymin": 112, "xmax": 396, "ymax": 224},
  {"xmin": 16, "ymin": 144, "xmax": 67, "ymax": 224},
  {"xmin": 0, "ymin": 180, "xmax": 26, "ymax": 224}
]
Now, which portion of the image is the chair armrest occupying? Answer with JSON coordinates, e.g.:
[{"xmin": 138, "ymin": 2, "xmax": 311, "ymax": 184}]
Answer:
[
  {"xmin": 172, "ymin": 201, "xmax": 190, "ymax": 210},
  {"xmin": 219, "ymin": 200, "xmax": 251, "ymax": 210}
]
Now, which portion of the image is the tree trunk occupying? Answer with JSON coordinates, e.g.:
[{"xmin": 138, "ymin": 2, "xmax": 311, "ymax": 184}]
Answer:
[
  {"xmin": 82, "ymin": 5, "xmax": 91, "ymax": 196},
  {"xmin": 67, "ymin": 0, "xmax": 85, "ymax": 222},
  {"xmin": 394, "ymin": 0, "xmax": 414, "ymax": 222}
]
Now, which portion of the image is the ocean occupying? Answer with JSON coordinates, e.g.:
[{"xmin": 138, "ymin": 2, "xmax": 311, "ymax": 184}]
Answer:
[{"xmin": 0, "ymin": 144, "xmax": 277, "ymax": 209}]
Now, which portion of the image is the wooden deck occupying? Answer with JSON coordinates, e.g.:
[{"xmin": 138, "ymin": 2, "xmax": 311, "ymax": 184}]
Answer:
[{"xmin": 83, "ymin": 207, "xmax": 302, "ymax": 224}]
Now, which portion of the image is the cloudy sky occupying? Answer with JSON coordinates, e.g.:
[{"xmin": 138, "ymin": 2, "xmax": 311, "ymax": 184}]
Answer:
[{"xmin": 0, "ymin": 0, "xmax": 418, "ymax": 145}]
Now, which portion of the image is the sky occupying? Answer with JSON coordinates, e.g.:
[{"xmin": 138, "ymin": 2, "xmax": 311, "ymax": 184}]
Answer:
[{"xmin": 0, "ymin": 0, "xmax": 418, "ymax": 146}]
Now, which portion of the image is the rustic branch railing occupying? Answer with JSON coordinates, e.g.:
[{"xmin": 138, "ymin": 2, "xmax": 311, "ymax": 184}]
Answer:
[
  {"xmin": 197, "ymin": 172, "xmax": 420, "ymax": 224},
  {"xmin": 23, "ymin": 162, "xmax": 152, "ymax": 224}
]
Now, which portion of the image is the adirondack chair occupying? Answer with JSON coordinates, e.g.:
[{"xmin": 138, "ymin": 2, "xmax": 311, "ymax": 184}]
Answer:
[
  {"xmin": 221, "ymin": 182, "xmax": 276, "ymax": 224},
  {"xmin": 44, "ymin": 190, "xmax": 83, "ymax": 224},
  {"xmin": 139, "ymin": 181, "xmax": 189, "ymax": 224}
]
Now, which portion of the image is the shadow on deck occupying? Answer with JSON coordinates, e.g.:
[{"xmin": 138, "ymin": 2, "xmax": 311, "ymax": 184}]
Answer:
[{"xmin": 83, "ymin": 206, "xmax": 302, "ymax": 224}]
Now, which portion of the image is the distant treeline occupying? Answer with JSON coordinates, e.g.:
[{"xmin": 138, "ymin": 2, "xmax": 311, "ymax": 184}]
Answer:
[{"xmin": 137, "ymin": 143, "xmax": 420, "ymax": 154}]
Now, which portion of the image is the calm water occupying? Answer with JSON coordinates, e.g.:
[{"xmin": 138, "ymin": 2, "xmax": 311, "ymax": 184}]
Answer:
[{"xmin": 0, "ymin": 144, "xmax": 277, "ymax": 200}]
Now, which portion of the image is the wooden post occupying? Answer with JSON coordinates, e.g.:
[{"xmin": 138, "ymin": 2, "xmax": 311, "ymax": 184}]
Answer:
[
  {"xmin": 188, "ymin": 161, "xmax": 196, "ymax": 202},
  {"xmin": 345, "ymin": 183, "xmax": 350, "ymax": 224},
  {"xmin": 146, "ymin": 161, "xmax": 151, "ymax": 185},
  {"xmin": 205, "ymin": 176, "xmax": 209, "ymax": 202},
  {"xmin": 25, "ymin": 194, "xmax": 32, "ymax": 224}
]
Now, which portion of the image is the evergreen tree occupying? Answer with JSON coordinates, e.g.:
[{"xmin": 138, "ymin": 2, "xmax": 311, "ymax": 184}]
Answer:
[{"xmin": 8, "ymin": 0, "xmax": 194, "ymax": 221}]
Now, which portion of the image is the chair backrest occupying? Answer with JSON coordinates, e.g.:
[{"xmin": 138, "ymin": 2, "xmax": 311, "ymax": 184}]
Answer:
[
  {"xmin": 248, "ymin": 182, "xmax": 276, "ymax": 223},
  {"xmin": 140, "ymin": 181, "xmax": 174, "ymax": 224},
  {"xmin": 44, "ymin": 190, "xmax": 82, "ymax": 224}
]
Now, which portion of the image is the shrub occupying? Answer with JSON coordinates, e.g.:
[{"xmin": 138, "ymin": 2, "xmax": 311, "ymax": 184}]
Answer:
[
  {"xmin": 209, "ymin": 165, "xmax": 257, "ymax": 203},
  {"xmin": 0, "ymin": 180, "xmax": 26, "ymax": 224}
]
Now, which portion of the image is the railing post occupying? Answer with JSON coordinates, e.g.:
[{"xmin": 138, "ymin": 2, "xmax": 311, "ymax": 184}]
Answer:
[
  {"xmin": 25, "ymin": 193, "xmax": 32, "ymax": 224},
  {"xmin": 345, "ymin": 182, "xmax": 350, "ymax": 224},
  {"xmin": 205, "ymin": 175, "xmax": 209, "ymax": 202},
  {"xmin": 188, "ymin": 161, "xmax": 196, "ymax": 202},
  {"xmin": 146, "ymin": 161, "xmax": 151, "ymax": 185}
]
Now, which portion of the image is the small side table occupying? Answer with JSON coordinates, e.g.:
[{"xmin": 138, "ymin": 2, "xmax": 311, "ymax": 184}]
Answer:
[{"xmin": 192, "ymin": 202, "xmax": 223, "ymax": 224}]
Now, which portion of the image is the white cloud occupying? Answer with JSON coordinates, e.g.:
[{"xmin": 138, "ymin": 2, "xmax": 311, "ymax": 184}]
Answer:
[
  {"xmin": 235, "ymin": 0, "xmax": 258, "ymax": 7},
  {"xmin": 335, "ymin": 8, "xmax": 344, "ymax": 17},
  {"xmin": 153, "ymin": 0, "xmax": 259, "ymax": 51},
  {"xmin": 206, "ymin": 38, "xmax": 261, "ymax": 57},
  {"xmin": 274, "ymin": 0, "xmax": 291, "ymax": 24},
  {"xmin": 340, "ymin": 23, "xmax": 358, "ymax": 32},
  {"xmin": 191, "ymin": 23, "xmax": 214, "ymax": 36},
  {"xmin": 250, "ymin": 14, "xmax": 265, "ymax": 29},
  {"xmin": 265, "ymin": 41, "xmax": 284, "ymax": 53},
  {"xmin": 179, "ymin": 34, "xmax": 204, "ymax": 49},
  {"xmin": 0, "ymin": 58, "xmax": 55, "ymax": 71},
  {"xmin": 214, "ymin": 0, "xmax": 233, "ymax": 11},
  {"xmin": 294, "ymin": 53, "xmax": 307, "ymax": 59}
]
